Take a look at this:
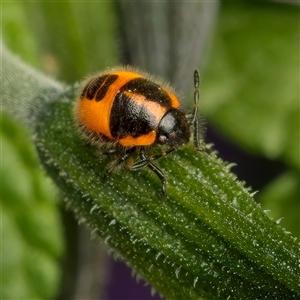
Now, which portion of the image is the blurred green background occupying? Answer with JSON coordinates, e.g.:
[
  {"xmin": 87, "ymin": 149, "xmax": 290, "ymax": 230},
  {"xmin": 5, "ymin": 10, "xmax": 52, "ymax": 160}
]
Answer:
[{"xmin": 1, "ymin": 1, "xmax": 299, "ymax": 299}]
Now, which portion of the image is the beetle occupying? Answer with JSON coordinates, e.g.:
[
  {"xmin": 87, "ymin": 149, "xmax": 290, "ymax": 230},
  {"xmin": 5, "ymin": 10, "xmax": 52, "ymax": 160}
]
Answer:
[{"xmin": 75, "ymin": 67, "xmax": 201, "ymax": 196}]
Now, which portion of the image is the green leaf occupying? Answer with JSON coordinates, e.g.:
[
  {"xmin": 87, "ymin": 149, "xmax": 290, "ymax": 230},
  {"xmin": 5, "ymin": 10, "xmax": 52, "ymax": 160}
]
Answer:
[
  {"xmin": 35, "ymin": 92, "xmax": 299, "ymax": 299},
  {"xmin": 2, "ymin": 46, "xmax": 299, "ymax": 299}
]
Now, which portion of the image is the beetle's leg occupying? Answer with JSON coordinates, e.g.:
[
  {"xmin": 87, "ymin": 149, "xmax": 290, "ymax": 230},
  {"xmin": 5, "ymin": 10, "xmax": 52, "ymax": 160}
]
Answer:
[
  {"xmin": 146, "ymin": 160, "xmax": 167, "ymax": 197},
  {"xmin": 149, "ymin": 147, "xmax": 176, "ymax": 162},
  {"xmin": 104, "ymin": 147, "xmax": 136, "ymax": 178},
  {"xmin": 131, "ymin": 147, "xmax": 175, "ymax": 170},
  {"xmin": 131, "ymin": 150, "xmax": 167, "ymax": 196}
]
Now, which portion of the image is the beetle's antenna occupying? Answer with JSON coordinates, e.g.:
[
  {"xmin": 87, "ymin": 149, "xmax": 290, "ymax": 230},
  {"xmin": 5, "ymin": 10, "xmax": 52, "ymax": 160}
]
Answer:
[{"xmin": 192, "ymin": 69, "xmax": 200, "ymax": 149}]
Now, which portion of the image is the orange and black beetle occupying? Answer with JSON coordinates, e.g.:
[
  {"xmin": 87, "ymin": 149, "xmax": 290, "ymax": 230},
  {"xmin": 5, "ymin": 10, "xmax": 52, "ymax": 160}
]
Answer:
[{"xmin": 75, "ymin": 67, "xmax": 201, "ymax": 196}]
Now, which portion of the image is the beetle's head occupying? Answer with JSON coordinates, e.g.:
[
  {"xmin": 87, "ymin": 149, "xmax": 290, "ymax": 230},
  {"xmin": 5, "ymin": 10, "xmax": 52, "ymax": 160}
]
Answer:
[{"xmin": 157, "ymin": 109, "xmax": 190, "ymax": 147}]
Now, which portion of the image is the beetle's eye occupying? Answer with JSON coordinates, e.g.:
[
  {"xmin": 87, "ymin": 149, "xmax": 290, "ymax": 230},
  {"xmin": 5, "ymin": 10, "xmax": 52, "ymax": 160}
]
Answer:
[{"xmin": 157, "ymin": 135, "xmax": 167, "ymax": 145}]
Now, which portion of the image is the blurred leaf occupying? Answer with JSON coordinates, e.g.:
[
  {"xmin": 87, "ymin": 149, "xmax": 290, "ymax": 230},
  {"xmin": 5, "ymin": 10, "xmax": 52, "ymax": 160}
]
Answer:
[
  {"xmin": 1, "ymin": 2, "xmax": 40, "ymax": 67},
  {"xmin": 1, "ymin": 112, "xmax": 64, "ymax": 299},
  {"xmin": 258, "ymin": 171, "xmax": 300, "ymax": 239},
  {"xmin": 70, "ymin": 2, "xmax": 119, "ymax": 73},
  {"xmin": 202, "ymin": 2, "xmax": 299, "ymax": 168},
  {"xmin": 22, "ymin": 1, "xmax": 119, "ymax": 81}
]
